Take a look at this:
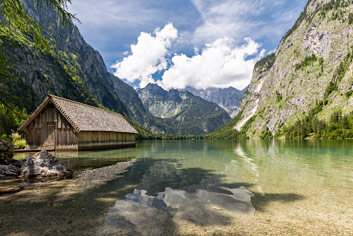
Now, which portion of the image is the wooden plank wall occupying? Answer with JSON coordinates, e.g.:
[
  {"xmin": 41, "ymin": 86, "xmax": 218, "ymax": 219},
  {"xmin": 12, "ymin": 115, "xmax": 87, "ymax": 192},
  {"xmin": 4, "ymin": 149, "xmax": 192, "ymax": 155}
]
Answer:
[
  {"xmin": 78, "ymin": 131, "xmax": 135, "ymax": 150},
  {"xmin": 25, "ymin": 102, "xmax": 78, "ymax": 150},
  {"xmin": 55, "ymin": 108, "xmax": 78, "ymax": 150}
]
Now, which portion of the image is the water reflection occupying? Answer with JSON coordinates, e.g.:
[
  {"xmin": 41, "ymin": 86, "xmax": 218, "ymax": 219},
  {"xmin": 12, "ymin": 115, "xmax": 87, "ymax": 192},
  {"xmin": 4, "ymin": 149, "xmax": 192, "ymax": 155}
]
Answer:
[
  {"xmin": 96, "ymin": 159, "xmax": 255, "ymax": 236},
  {"xmin": 14, "ymin": 147, "xmax": 137, "ymax": 170},
  {"xmin": 5, "ymin": 140, "xmax": 353, "ymax": 235},
  {"xmin": 234, "ymin": 144, "xmax": 264, "ymax": 196}
]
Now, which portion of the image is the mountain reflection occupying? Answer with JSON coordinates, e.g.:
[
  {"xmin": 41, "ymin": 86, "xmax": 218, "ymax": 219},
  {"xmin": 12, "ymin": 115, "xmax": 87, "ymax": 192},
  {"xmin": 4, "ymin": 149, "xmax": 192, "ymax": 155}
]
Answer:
[{"xmin": 96, "ymin": 159, "xmax": 254, "ymax": 236}]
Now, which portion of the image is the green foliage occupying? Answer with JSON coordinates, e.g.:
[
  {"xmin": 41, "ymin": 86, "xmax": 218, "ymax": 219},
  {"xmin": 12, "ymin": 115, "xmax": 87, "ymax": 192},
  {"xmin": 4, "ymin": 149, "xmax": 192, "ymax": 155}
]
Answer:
[
  {"xmin": 0, "ymin": 132, "xmax": 27, "ymax": 149},
  {"xmin": 319, "ymin": 0, "xmax": 351, "ymax": 21},
  {"xmin": 295, "ymin": 54, "xmax": 318, "ymax": 71},
  {"xmin": 204, "ymin": 112, "xmax": 243, "ymax": 140},
  {"xmin": 205, "ymin": 110, "xmax": 259, "ymax": 140},
  {"xmin": 0, "ymin": 133, "xmax": 12, "ymax": 143},
  {"xmin": 11, "ymin": 132, "xmax": 21, "ymax": 142},
  {"xmin": 53, "ymin": 50, "xmax": 101, "ymax": 107},
  {"xmin": 283, "ymin": 0, "xmax": 352, "ymax": 44},
  {"xmin": 0, "ymin": 0, "xmax": 77, "ymax": 136},
  {"xmin": 324, "ymin": 81, "xmax": 338, "ymax": 99},
  {"xmin": 282, "ymin": 108, "xmax": 353, "ymax": 140},
  {"xmin": 260, "ymin": 126, "xmax": 273, "ymax": 140},
  {"xmin": 255, "ymin": 53, "xmax": 276, "ymax": 73},
  {"xmin": 0, "ymin": 0, "xmax": 77, "ymax": 86},
  {"xmin": 0, "ymin": 104, "xmax": 27, "ymax": 136},
  {"xmin": 319, "ymin": 57, "xmax": 324, "ymax": 73},
  {"xmin": 321, "ymin": 0, "xmax": 351, "ymax": 11},
  {"xmin": 282, "ymin": 99, "xmax": 324, "ymax": 139},
  {"xmin": 345, "ymin": 90, "xmax": 353, "ymax": 97},
  {"xmin": 324, "ymin": 47, "xmax": 353, "ymax": 99},
  {"xmin": 240, "ymin": 115, "xmax": 256, "ymax": 138},
  {"xmin": 0, "ymin": 0, "xmax": 77, "ymax": 48},
  {"xmin": 349, "ymin": 13, "xmax": 353, "ymax": 24},
  {"xmin": 14, "ymin": 139, "xmax": 26, "ymax": 149},
  {"xmin": 275, "ymin": 91, "xmax": 283, "ymax": 103}
]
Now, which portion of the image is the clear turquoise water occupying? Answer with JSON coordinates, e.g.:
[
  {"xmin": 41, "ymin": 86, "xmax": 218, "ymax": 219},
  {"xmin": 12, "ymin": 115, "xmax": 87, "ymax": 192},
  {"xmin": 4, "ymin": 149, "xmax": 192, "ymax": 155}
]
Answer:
[{"xmin": 2, "ymin": 140, "xmax": 353, "ymax": 235}]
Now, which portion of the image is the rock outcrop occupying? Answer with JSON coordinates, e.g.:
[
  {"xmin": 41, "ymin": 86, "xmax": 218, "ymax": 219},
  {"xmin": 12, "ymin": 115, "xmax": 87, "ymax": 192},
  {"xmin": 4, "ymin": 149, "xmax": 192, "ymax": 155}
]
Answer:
[
  {"xmin": 21, "ymin": 150, "xmax": 72, "ymax": 178},
  {"xmin": 232, "ymin": 0, "xmax": 353, "ymax": 138},
  {"xmin": 0, "ymin": 164, "xmax": 21, "ymax": 178},
  {"xmin": 303, "ymin": 23, "xmax": 331, "ymax": 58},
  {"xmin": 0, "ymin": 139, "xmax": 13, "ymax": 164}
]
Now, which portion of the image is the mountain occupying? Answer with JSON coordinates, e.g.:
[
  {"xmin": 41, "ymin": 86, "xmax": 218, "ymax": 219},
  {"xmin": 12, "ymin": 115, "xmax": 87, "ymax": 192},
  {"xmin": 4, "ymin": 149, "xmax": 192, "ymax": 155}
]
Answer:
[
  {"xmin": 219, "ymin": 0, "xmax": 353, "ymax": 139},
  {"xmin": 1, "ymin": 0, "xmax": 168, "ymax": 134},
  {"xmin": 137, "ymin": 84, "xmax": 182, "ymax": 119},
  {"xmin": 184, "ymin": 86, "xmax": 246, "ymax": 118},
  {"xmin": 3, "ymin": 0, "xmax": 127, "ymax": 115},
  {"xmin": 137, "ymin": 84, "xmax": 231, "ymax": 134},
  {"xmin": 1, "ymin": 0, "xmax": 230, "ymax": 136}
]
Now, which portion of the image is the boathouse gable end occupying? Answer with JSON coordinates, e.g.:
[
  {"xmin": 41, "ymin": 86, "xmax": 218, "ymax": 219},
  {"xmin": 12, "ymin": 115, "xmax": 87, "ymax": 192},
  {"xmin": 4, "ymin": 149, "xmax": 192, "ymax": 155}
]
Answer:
[{"xmin": 19, "ymin": 95, "xmax": 137, "ymax": 151}]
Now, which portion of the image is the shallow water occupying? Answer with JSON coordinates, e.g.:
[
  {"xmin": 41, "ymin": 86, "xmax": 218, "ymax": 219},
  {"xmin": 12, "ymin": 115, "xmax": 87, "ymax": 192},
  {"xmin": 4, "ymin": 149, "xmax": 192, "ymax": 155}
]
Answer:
[{"xmin": 1, "ymin": 140, "xmax": 353, "ymax": 235}]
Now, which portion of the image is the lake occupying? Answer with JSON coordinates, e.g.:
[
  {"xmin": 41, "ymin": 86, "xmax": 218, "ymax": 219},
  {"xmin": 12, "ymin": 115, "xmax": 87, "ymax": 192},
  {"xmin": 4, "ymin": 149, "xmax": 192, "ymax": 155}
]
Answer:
[{"xmin": 1, "ymin": 140, "xmax": 353, "ymax": 235}]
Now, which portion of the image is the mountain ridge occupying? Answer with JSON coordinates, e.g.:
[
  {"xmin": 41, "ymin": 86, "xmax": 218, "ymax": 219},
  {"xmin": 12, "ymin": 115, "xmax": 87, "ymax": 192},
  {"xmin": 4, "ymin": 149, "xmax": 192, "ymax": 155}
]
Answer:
[
  {"xmin": 225, "ymin": 0, "xmax": 353, "ymax": 139},
  {"xmin": 183, "ymin": 86, "xmax": 246, "ymax": 118},
  {"xmin": 137, "ymin": 83, "xmax": 231, "ymax": 134}
]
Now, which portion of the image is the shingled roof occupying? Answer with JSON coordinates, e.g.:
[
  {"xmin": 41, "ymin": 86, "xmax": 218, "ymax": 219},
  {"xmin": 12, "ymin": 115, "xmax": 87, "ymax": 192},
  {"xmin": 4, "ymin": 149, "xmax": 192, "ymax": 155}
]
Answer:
[{"xmin": 19, "ymin": 95, "xmax": 138, "ymax": 134}]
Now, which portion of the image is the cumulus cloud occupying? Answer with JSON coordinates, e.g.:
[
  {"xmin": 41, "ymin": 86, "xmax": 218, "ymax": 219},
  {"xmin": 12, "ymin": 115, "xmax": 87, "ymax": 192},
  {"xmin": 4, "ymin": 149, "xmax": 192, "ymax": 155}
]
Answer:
[
  {"xmin": 158, "ymin": 37, "xmax": 264, "ymax": 90},
  {"xmin": 111, "ymin": 23, "xmax": 178, "ymax": 88}
]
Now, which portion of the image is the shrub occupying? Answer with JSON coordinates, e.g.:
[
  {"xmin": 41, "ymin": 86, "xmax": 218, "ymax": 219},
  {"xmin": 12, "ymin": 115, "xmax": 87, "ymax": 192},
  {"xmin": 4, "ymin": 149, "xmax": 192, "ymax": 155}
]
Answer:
[
  {"xmin": 11, "ymin": 132, "xmax": 22, "ymax": 142},
  {"xmin": 14, "ymin": 139, "xmax": 26, "ymax": 149},
  {"xmin": 275, "ymin": 91, "xmax": 283, "ymax": 102}
]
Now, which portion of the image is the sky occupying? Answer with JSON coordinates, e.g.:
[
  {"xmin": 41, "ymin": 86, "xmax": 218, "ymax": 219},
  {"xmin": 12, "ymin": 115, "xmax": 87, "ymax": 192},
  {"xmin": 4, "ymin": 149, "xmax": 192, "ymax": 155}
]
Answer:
[{"xmin": 68, "ymin": 0, "xmax": 307, "ymax": 90}]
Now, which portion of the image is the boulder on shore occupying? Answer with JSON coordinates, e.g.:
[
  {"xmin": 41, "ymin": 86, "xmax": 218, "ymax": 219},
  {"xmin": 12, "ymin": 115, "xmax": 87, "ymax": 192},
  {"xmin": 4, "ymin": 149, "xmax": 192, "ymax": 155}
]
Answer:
[
  {"xmin": 21, "ymin": 150, "xmax": 72, "ymax": 178},
  {"xmin": 0, "ymin": 164, "xmax": 21, "ymax": 178},
  {"xmin": 0, "ymin": 139, "xmax": 13, "ymax": 164}
]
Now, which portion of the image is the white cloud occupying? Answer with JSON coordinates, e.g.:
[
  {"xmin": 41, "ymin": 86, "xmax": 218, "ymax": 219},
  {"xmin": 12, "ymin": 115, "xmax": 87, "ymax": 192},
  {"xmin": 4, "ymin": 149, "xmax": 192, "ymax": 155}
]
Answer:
[
  {"xmin": 190, "ymin": 0, "xmax": 259, "ymax": 44},
  {"xmin": 189, "ymin": 0, "xmax": 307, "ymax": 45},
  {"xmin": 111, "ymin": 23, "xmax": 178, "ymax": 88},
  {"xmin": 158, "ymin": 37, "xmax": 263, "ymax": 90}
]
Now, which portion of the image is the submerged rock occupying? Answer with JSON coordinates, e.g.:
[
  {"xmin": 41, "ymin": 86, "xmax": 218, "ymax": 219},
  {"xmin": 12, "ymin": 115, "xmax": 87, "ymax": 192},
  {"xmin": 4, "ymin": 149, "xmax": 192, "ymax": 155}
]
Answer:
[
  {"xmin": 96, "ymin": 180, "xmax": 255, "ymax": 236},
  {"xmin": 21, "ymin": 150, "xmax": 72, "ymax": 178},
  {"xmin": 57, "ymin": 160, "xmax": 135, "ymax": 201}
]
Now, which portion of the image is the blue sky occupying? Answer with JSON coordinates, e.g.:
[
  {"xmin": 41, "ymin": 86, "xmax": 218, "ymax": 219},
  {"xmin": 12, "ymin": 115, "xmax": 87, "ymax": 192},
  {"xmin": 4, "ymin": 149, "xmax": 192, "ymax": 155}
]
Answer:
[{"xmin": 69, "ymin": 0, "xmax": 307, "ymax": 90}]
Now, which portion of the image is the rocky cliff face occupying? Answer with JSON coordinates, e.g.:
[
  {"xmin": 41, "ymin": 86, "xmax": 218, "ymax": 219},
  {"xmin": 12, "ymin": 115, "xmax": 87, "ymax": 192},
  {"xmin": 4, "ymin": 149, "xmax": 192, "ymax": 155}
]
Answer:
[
  {"xmin": 137, "ymin": 84, "xmax": 182, "ymax": 118},
  {"xmin": 137, "ymin": 84, "xmax": 231, "ymax": 134},
  {"xmin": 4, "ymin": 0, "xmax": 127, "ymax": 114},
  {"xmin": 233, "ymin": 0, "xmax": 353, "ymax": 138},
  {"xmin": 184, "ymin": 86, "xmax": 246, "ymax": 118}
]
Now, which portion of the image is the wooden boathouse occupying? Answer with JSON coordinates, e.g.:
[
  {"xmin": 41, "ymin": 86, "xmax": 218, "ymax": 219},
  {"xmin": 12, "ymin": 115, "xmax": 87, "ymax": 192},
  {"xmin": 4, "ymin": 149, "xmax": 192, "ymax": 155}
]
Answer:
[{"xmin": 19, "ymin": 94, "xmax": 138, "ymax": 151}]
